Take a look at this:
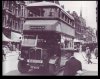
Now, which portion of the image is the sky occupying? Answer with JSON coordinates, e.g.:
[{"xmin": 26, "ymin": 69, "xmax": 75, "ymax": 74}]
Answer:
[{"xmin": 59, "ymin": 1, "xmax": 97, "ymax": 30}]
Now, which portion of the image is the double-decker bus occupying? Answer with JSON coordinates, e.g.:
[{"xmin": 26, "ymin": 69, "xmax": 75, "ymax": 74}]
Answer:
[{"xmin": 18, "ymin": 1, "xmax": 75, "ymax": 74}]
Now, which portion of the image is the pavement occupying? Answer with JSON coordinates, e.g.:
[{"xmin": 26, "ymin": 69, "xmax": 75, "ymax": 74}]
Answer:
[{"xmin": 2, "ymin": 51, "xmax": 19, "ymax": 75}]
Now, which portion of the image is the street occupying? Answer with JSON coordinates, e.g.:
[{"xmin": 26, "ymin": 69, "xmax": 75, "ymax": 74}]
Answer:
[
  {"xmin": 2, "ymin": 51, "xmax": 98, "ymax": 76},
  {"xmin": 2, "ymin": 0, "xmax": 98, "ymax": 76}
]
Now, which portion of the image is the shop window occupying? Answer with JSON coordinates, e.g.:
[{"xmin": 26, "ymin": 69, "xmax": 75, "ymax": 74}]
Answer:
[{"xmin": 65, "ymin": 40, "xmax": 69, "ymax": 48}]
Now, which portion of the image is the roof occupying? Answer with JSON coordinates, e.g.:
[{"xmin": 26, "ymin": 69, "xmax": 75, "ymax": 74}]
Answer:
[{"xmin": 26, "ymin": 1, "xmax": 74, "ymax": 20}]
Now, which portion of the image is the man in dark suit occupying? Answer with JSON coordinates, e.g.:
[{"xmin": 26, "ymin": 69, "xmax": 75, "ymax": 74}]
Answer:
[{"xmin": 63, "ymin": 49, "xmax": 82, "ymax": 76}]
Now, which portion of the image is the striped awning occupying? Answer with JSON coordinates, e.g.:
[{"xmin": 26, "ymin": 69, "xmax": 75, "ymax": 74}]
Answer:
[{"xmin": 2, "ymin": 34, "xmax": 12, "ymax": 42}]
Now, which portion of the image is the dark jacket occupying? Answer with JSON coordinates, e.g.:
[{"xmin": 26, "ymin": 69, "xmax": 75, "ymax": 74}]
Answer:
[{"xmin": 63, "ymin": 57, "xmax": 82, "ymax": 76}]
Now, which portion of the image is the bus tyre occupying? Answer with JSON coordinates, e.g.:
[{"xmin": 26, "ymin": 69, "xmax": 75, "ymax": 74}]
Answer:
[
  {"xmin": 18, "ymin": 60, "xmax": 29, "ymax": 73},
  {"xmin": 49, "ymin": 64, "xmax": 56, "ymax": 75}
]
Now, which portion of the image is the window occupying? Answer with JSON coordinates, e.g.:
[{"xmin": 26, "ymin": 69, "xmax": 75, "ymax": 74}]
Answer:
[
  {"xmin": 28, "ymin": 9, "xmax": 34, "ymax": 17},
  {"xmin": 13, "ymin": 19, "xmax": 15, "ymax": 30},
  {"xmin": 62, "ymin": 13, "xmax": 65, "ymax": 20},
  {"xmin": 15, "ymin": 21, "xmax": 17, "ymax": 30},
  {"xmin": 22, "ymin": 6, "xmax": 24, "ymax": 17},
  {"xmin": 43, "ymin": 8, "xmax": 55, "ymax": 17},
  {"xmin": 72, "ymin": 21, "xmax": 74, "ymax": 26},
  {"xmin": 6, "ymin": 1, "xmax": 9, "ymax": 9},
  {"xmin": 18, "ymin": 20, "xmax": 20, "ymax": 31},
  {"xmin": 9, "ymin": 17, "xmax": 12, "ymax": 27},
  {"xmin": 4, "ymin": 1, "xmax": 7, "ymax": 9},
  {"xmin": 27, "ymin": 7, "xmax": 58, "ymax": 18},
  {"xmin": 22, "ymin": 35, "xmax": 37, "ymax": 46},
  {"xmin": 65, "ymin": 40, "xmax": 69, "ymax": 48},
  {"xmin": 11, "ymin": 18, "xmax": 13, "ymax": 29},
  {"xmin": 69, "ymin": 19, "xmax": 71, "ymax": 24},
  {"xmin": 66, "ymin": 17, "xmax": 68, "ymax": 23},
  {"xmin": 3, "ymin": 16, "xmax": 5, "ymax": 27},
  {"xmin": 9, "ymin": 1, "xmax": 13, "ymax": 12},
  {"xmin": 49, "ymin": 8, "xmax": 54, "ymax": 16},
  {"xmin": 68, "ymin": 18, "xmax": 69, "ymax": 24},
  {"xmin": 55, "ymin": 8, "xmax": 59, "ymax": 17},
  {"xmin": 18, "ymin": 6, "xmax": 20, "ymax": 17}
]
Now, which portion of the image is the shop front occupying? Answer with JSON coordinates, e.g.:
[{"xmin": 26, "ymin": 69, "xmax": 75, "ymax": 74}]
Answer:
[
  {"xmin": 11, "ymin": 32, "xmax": 22, "ymax": 51},
  {"xmin": 2, "ymin": 33, "xmax": 13, "ymax": 54}
]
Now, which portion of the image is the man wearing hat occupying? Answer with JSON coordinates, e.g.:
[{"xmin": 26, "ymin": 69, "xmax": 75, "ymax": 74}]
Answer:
[
  {"xmin": 86, "ymin": 47, "xmax": 92, "ymax": 64},
  {"xmin": 63, "ymin": 49, "xmax": 82, "ymax": 76}
]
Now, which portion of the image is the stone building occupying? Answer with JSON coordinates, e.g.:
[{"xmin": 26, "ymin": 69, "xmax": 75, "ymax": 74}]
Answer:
[
  {"xmin": 71, "ymin": 11, "xmax": 86, "ymax": 44},
  {"xmin": 2, "ymin": 1, "xmax": 26, "ymax": 51},
  {"xmin": 85, "ymin": 27, "xmax": 97, "ymax": 43},
  {"xmin": 71, "ymin": 11, "xmax": 82, "ymax": 41}
]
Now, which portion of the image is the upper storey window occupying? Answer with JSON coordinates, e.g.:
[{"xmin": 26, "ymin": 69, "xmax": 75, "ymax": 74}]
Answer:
[{"xmin": 27, "ymin": 7, "xmax": 59, "ymax": 18}]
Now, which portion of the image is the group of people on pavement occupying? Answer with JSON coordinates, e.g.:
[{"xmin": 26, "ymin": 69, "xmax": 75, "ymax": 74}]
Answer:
[
  {"xmin": 85, "ymin": 46, "xmax": 98, "ymax": 64},
  {"xmin": 2, "ymin": 43, "xmax": 20, "ymax": 61}
]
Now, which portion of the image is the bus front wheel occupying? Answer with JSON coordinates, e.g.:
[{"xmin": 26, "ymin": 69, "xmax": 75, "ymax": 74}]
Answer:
[{"xmin": 18, "ymin": 60, "xmax": 29, "ymax": 73}]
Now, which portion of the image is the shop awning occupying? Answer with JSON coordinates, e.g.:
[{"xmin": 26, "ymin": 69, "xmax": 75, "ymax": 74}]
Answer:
[
  {"xmin": 2, "ymin": 34, "xmax": 13, "ymax": 42},
  {"xmin": 11, "ymin": 32, "xmax": 22, "ymax": 42}
]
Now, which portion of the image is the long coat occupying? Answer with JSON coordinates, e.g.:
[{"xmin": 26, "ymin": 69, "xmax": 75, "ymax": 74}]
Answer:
[
  {"xmin": 86, "ymin": 49, "xmax": 91, "ymax": 59},
  {"xmin": 63, "ymin": 57, "xmax": 82, "ymax": 76}
]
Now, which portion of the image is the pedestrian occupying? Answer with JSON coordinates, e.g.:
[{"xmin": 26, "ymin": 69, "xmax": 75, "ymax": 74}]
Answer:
[
  {"xmin": 63, "ymin": 49, "xmax": 82, "ymax": 76},
  {"xmin": 2, "ymin": 45, "xmax": 7, "ymax": 61},
  {"xmin": 94, "ymin": 46, "xmax": 98, "ymax": 59},
  {"xmin": 86, "ymin": 47, "xmax": 92, "ymax": 64}
]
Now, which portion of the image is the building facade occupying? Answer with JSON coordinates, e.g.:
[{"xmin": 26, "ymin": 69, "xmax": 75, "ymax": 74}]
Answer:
[
  {"xmin": 71, "ymin": 11, "xmax": 86, "ymax": 44},
  {"xmin": 2, "ymin": 1, "xmax": 26, "ymax": 51},
  {"xmin": 71, "ymin": 11, "xmax": 82, "ymax": 40},
  {"xmin": 85, "ymin": 27, "xmax": 97, "ymax": 43},
  {"xmin": 79, "ymin": 12, "xmax": 87, "ymax": 43}
]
